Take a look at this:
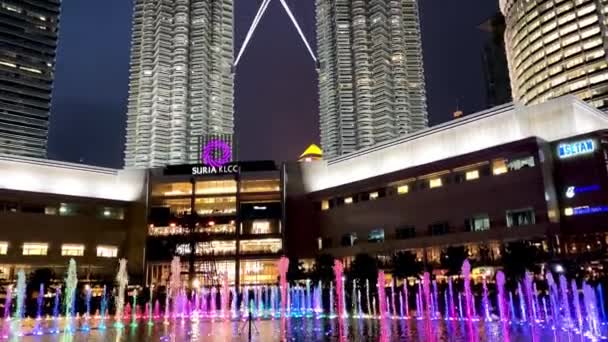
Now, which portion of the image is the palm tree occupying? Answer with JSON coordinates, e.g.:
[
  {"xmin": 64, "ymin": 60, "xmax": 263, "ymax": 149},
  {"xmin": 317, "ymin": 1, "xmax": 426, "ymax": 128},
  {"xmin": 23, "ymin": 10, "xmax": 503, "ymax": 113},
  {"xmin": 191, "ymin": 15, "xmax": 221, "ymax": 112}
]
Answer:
[
  {"xmin": 392, "ymin": 251, "xmax": 423, "ymax": 280},
  {"xmin": 440, "ymin": 246, "xmax": 469, "ymax": 275},
  {"xmin": 312, "ymin": 254, "xmax": 335, "ymax": 284},
  {"xmin": 349, "ymin": 253, "xmax": 378, "ymax": 285}
]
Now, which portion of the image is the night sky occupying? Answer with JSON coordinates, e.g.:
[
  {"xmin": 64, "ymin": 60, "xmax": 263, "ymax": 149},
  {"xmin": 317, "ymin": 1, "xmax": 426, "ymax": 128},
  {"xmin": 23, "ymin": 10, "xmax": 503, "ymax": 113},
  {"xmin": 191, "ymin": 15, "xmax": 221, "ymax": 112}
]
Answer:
[{"xmin": 48, "ymin": 0, "xmax": 499, "ymax": 168}]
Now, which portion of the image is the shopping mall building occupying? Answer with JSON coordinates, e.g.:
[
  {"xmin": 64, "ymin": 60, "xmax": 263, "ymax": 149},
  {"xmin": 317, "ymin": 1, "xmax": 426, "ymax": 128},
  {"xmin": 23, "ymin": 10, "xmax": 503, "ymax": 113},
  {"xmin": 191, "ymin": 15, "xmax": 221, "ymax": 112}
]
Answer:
[
  {"xmin": 0, "ymin": 157, "xmax": 146, "ymax": 282},
  {"xmin": 286, "ymin": 96, "xmax": 608, "ymax": 270},
  {"xmin": 0, "ymin": 96, "xmax": 607, "ymax": 284},
  {"xmin": 144, "ymin": 161, "xmax": 284, "ymax": 288}
]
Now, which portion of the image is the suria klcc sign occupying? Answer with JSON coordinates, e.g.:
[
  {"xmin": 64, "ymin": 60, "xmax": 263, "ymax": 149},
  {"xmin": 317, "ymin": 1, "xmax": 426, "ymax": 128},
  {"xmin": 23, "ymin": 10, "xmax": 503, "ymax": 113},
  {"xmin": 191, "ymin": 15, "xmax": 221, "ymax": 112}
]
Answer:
[
  {"xmin": 557, "ymin": 139, "xmax": 595, "ymax": 159},
  {"xmin": 191, "ymin": 139, "xmax": 239, "ymax": 175}
]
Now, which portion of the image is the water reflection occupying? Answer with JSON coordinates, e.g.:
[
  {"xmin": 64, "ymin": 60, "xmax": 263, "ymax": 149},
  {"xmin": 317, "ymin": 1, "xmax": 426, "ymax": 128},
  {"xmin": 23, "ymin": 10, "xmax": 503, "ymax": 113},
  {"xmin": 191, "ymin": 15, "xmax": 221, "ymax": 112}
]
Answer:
[{"xmin": 11, "ymin": 317, "xmax": 608, "ymax": 341}]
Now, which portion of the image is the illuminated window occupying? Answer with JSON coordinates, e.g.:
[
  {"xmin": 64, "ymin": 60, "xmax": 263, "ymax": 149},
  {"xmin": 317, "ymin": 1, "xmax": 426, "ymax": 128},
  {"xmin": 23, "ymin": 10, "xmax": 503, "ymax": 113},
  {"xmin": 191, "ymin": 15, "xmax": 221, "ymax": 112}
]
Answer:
[
  {"xmin": 465, "ymin": 215, "xmax": 490, "ymax": 232},
  {"xmin": 96, "ymin": 245, "xmax": 118, "ymax": 258},
  {"xmin": 0, "ymin": 242, "xmax": 7, "ymax": 255},
  {"xmin": 429, "ymin": 178, "xmax": 443, "ymax": 188},
  {"xmin": 369, "ymin": 192, "xmax": 379, "ymax": 200},
  {"xmin": 23, "ymin": 243, "xmax": 48, "ymax": 256},
  {"xmin": 344, "ymin": 197, "xmax": 353, "ymax": 204},
  {"xmin": 397, "ymin": 185, "xmax": 409, "ymax": 194},
  {"xmin": 493, "ymin": 159, "xmax": 508, "ymax": 175},
  {"xmin": 100, "ymin": 207, "xmax": 124, "ymax": 220},
  {"xmin": 240, "ymin": 179, "xmax": 280, "ymax": 193},
  {"xmin": 0, "ymin": 61, "xmax": 16, "ymax": 68},
  {"xmin": 507, "ymin": 156, "xmax": 535, "ymax": 170},
  {"xmin": 465, "ymin": 170, "xmax": 479, "ymax": 180},
  {"xmin": 317, "ymin": 237, "xmax": 323, "ymax": 250},
  {"xmin": 2, "ymin": 3, "xmax": 21, "ymax": 13},
  {"xmin": 506, "ymin": 208, "xmax": 535, "ymax": 227},
  {"xmin": 239, "ymin": 239, "xmax": 282, "ymax": 254},
  {"xmin": 19, "ymin": 66, "xmax": 42, "ymax": 74},
  {"xmin": 321, "ymin": 200, "xmax": 329, "ymax": 211},
  {"xmin": 368, "ymin": 229, "xmax": 385, "ymax": 243},
  {"xmin": 251, "ymin": 220, "xmax": 271, "ymax": 234},
  {"xmin": 197, "ymin": 180, "xmax": 237, "ymax": 194},
  {"xmin": 61, "ymin": 244, "xmax": 84, "ymax": 256}
]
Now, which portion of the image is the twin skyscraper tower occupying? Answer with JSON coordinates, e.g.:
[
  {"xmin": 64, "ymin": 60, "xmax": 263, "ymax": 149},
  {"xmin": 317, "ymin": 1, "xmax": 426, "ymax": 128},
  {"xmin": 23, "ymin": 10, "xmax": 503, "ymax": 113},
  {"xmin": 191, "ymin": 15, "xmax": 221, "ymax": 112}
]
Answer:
[{"xmin": 124, "ymin": 0, "xmax": 428, "ymax": 168}]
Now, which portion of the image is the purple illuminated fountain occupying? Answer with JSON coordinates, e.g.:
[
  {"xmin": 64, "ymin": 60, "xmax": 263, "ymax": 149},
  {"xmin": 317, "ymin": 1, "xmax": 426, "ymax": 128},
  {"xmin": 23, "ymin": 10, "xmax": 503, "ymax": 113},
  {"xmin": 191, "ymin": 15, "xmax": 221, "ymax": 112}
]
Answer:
[{"xmin": 461, "ymin": 259, "xmax": 473, "ymax": 321}]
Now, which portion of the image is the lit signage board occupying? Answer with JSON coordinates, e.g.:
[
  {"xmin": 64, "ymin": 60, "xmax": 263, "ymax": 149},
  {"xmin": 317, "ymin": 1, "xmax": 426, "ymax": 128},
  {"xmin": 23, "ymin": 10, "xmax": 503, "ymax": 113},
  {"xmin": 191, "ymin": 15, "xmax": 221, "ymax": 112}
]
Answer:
[
  {"xmin": 192, "ymin": 164, "xmax": 239, "ymax": 176},
  {"xmin": 163, "ymin": 160, "xmax": 277, "ymax": 177},
  {"xmin": 557, "ymin": 139, "xmax": 595, "ymax": 159},
  {"xmin": 565, "ymin": 184, "xmax": 600, "ymax": 198},
  {"xmin": 564, "ymin": 205, "xmax": 608, "ymax": 216},
  {"xmin": 202, "ymin": 139, "xmax": 232, "ymax": 167}
]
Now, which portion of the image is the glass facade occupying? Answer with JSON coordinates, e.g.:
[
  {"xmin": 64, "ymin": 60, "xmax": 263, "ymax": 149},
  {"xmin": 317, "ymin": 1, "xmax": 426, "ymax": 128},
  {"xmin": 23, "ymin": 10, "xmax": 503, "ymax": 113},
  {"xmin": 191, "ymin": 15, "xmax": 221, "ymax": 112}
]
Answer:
[{"xmin": 146, "ymin": 168, "xmax": 283, "ymax": 287}]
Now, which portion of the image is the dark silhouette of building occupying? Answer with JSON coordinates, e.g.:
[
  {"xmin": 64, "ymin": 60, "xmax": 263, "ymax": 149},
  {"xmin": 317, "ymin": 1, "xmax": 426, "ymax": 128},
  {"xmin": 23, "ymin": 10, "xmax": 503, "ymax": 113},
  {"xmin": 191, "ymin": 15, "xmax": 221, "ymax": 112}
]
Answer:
[{"xmin": 479, "ymin": 13, "xmax": 512, "ymax": 108}]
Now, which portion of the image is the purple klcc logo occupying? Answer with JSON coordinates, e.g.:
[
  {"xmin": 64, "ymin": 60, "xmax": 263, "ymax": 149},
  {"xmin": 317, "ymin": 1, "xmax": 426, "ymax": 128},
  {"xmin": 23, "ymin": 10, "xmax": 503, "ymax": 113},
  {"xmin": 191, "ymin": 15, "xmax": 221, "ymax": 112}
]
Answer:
[{"xmin": 202, "ymin": 139, "xmax": 232, "ymax": 167}]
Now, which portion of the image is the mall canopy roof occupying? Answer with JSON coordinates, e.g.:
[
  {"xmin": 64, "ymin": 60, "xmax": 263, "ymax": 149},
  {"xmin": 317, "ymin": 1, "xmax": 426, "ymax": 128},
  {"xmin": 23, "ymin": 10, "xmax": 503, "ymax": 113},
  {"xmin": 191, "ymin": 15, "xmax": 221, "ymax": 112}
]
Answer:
[
  {"xmin": 0, "ymin": 155, "xmax": 145, "ymax": 201},
  {"xmin": 300, "ymin": 96, "xmax": 608, "ymax": 193}
]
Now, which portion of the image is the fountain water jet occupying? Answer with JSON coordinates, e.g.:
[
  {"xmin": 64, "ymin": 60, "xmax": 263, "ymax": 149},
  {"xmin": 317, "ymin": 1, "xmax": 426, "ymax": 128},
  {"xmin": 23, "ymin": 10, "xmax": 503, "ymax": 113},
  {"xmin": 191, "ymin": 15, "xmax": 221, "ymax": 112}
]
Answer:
[
  {"xmin": 378, "ymin": 271, "xmax": 387, "ymax": 319},
  {"xmin": 64, "ymin": 260, "xmax": 78, "ymax": 332},
  {"xmin": 333, "ymin": 260, "xmax": 345, "ymax": 319},
  {"xmin": 278, "ymin": 257, "xmax": 289, "ymax": 318},
  {"xmin": 461, "ymin": 259, "xmax": 473, "ymax": 321},
  {"xmin": 114, "ymin": 258, "xmax": 128, "ymax": 328}
]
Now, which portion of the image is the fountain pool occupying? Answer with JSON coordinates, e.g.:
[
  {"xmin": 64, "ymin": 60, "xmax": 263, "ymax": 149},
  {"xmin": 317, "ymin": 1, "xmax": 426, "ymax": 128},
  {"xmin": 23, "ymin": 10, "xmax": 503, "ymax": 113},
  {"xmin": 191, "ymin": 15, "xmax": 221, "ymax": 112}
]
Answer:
[{"xmin": 1, "ymin": 257, "xmax": 607, "ymax": 341}]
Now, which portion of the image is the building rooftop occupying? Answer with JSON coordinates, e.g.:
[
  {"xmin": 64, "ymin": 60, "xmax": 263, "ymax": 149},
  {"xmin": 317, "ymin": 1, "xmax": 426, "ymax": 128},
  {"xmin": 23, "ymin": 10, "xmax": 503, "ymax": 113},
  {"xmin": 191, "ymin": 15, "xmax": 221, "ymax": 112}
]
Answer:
[
  {"xmin": 300, "ymin": 96, "xmax": 608, "ymax": 193},
  {"xmin": 0, "ymin": 155, "xmax": 145, "ymax": 202}
]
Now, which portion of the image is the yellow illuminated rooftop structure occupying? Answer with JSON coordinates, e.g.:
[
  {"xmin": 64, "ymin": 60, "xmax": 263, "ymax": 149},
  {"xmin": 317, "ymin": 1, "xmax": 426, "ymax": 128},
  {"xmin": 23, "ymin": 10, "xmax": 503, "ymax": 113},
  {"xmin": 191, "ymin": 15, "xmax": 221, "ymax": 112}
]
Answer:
[{"xmin": 299, "ymin": 144, "xmax": 323, "ymax": 162}]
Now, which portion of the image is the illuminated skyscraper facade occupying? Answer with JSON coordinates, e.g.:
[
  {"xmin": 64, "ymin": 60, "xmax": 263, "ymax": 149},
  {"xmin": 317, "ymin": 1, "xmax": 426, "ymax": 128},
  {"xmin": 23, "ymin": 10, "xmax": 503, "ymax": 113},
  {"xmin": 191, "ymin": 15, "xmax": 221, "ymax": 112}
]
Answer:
[
  {"xmin": 316, "ymin": 0, "xmax": 428, "ymax": 159},
  {"xmin": 0, "ymin": 1, "xmax": 60, "ymax": 158},
  {"xmin": 501, "ymin": 0, "xmax": 608, "ymax": 110},
  {"xmin": 124, "ymin": 0, "xmax": 234, "ymax": 168}
]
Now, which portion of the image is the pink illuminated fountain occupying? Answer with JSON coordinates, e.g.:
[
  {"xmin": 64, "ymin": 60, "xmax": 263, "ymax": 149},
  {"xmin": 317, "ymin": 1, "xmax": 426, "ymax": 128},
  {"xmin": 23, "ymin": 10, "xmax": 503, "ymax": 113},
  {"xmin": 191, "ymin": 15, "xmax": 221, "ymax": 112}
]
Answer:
[
  {"xmin": 377, "ymin": 271, "xmax": 387, "ymax": 319},
  {"xmin": 333, "ymin": 260, "xmax": 345, "ymax": 319},
  {"xmin": 278, "ymin": 256, "xmax": 289, "ymax": 318},
  {"xmin": 422, "ymin": 272, "xmax": 432, "ymax": 319}
]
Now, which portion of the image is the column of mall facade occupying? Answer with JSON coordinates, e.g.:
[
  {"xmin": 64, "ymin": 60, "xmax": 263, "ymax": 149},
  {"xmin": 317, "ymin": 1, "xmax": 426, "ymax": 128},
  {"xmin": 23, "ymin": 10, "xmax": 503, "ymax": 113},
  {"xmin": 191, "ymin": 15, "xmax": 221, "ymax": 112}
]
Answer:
[
  {"xmin": 316, "ymin": 0, "xmax": 428, "ymax": 159},
  {"xmin": 124, "ymin": 0, "xmax": 234, "ymax": 168}
]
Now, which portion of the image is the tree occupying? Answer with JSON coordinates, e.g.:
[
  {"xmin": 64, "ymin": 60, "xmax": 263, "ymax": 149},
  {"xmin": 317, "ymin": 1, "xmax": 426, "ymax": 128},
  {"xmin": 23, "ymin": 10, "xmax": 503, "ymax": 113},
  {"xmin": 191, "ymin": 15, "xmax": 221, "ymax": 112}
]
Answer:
[
  {"xmin": 349, "ymin": 253, "xmax": 378, "ymax": 285},
  {"xmin": 28, "ymin": 268, "xmax": 54, "ymax": 294},
  {"xmin": 26, "ymin": 268, "xmax": 55, "ymax": 317},
  {"xmin": 392, "ymin": 251, "xmax": 423, "ymax": 280},
  {"xmin": 440, "ymin": 246, "xmax": 469, "ymax": 275},
  {"xmin": 311, "ymin": 254, "xmax": 335, "ymax": 284},
  {"xmin": 287, "ymin": 256, "xmax": 305, "ymax": 283},
  {"xmin": 501, "ymin": 241, "xmax": 540, "ymax": 282}
]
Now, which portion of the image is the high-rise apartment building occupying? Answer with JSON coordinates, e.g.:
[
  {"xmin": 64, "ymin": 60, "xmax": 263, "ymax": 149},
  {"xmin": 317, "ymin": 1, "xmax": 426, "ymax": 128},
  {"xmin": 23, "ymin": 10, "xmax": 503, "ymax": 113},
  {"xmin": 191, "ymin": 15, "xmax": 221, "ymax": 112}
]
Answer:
[
  {"xmin": 124, "ymin": 0, "xmax": 234, "ymax": 168},
  {"xmin": 316, "ymin": 0, "xmax": 428, "ymax": 159},
  {"xmin": 501, "ymin": 0, "xmax": 608, "ymax": 111},
  {"xmin": 0, "ymin": 0, "xmax": 60, "ymax": 158}
]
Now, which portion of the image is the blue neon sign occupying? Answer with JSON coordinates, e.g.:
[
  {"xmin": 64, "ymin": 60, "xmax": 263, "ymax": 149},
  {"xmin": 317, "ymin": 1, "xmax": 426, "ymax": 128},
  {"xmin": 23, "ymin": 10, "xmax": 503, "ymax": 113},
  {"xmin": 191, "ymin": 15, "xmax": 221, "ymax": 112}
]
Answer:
[
  {"xmin": 570, "ymin": 205, "xmax": 608, "ymax": 216},
  {"xmin": 558, "ymin": 139, "xmax": 595, "ymax": 159},
  {"xmin": 565, "ymin": 184, "xmax": 601, "ymax": 198}
]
